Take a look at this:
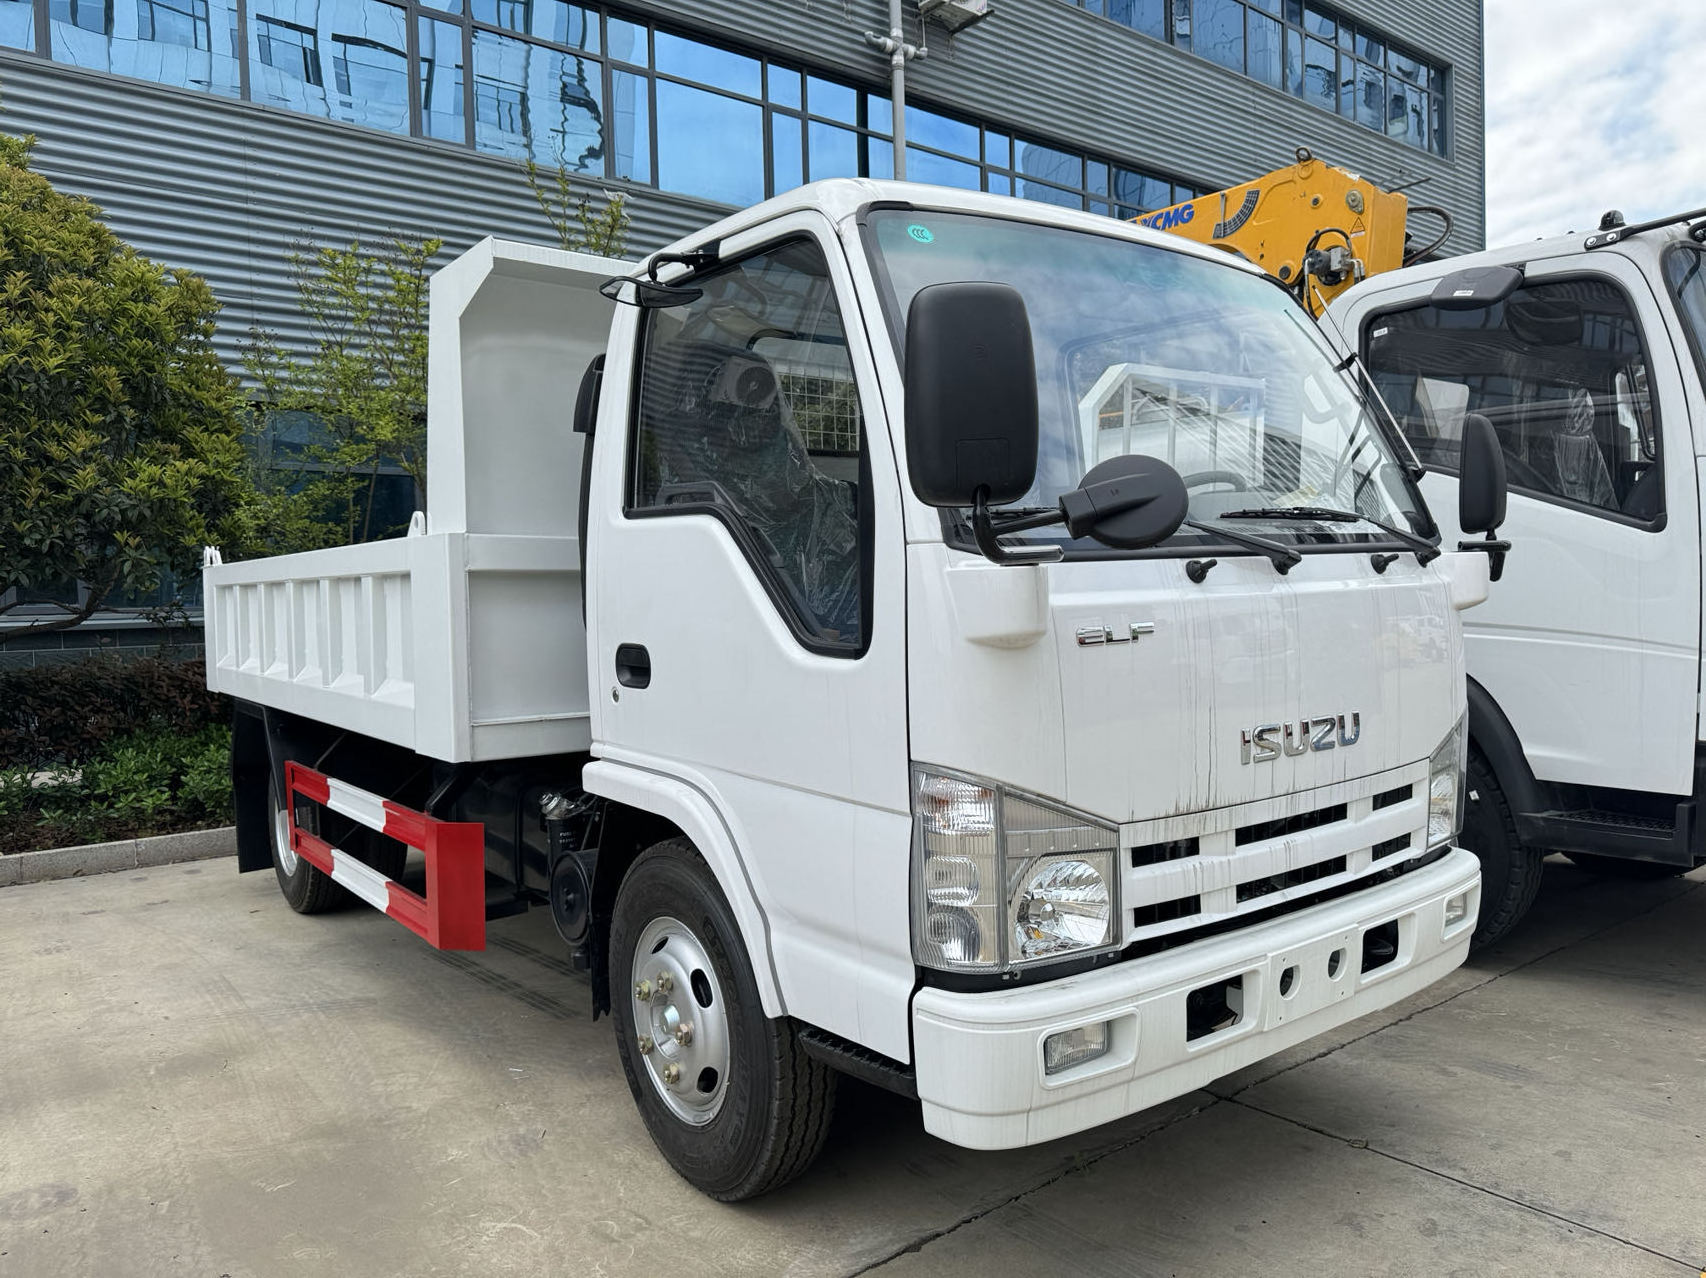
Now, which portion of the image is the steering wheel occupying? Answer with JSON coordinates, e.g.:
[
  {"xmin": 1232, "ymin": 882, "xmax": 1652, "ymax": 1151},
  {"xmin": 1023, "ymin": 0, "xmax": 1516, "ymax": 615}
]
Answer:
[{"xmin": 1181, "ymin": 470, "xmax": 1249, "ymax": 491}]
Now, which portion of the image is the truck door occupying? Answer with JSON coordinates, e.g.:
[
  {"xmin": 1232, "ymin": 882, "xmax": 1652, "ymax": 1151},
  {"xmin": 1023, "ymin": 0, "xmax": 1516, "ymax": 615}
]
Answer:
[
  {"xmin": 1351, "ymin": 254, "xmax": 1701, "ymax": 796},
  {"xmin": 586, "ymin": 215, "xmax": 913, "ymax": 1059}
]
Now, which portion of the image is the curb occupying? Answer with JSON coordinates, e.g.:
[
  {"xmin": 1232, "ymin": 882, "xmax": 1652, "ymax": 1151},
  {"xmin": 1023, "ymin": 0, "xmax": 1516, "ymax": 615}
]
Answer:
[{"xmin": 0, "ymin": 826, "xmax": 236, "ymax": 888}]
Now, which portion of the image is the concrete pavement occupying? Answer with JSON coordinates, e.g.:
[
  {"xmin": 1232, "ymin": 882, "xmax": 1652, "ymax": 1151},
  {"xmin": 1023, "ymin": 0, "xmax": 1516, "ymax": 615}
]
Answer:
[{"xmin": 1, "ymin": 855, "xmax": 1701, "ymax": 1277}]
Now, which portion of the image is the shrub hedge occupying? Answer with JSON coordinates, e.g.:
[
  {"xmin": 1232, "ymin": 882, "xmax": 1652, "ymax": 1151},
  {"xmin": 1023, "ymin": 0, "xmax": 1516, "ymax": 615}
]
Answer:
[
  {"xmin": 0, "ymin": 656, "xmax": 224, "ymax": 769},
  {"xmin": 0, "ymin": 724, "xmax": 233, "ymax": 855}
]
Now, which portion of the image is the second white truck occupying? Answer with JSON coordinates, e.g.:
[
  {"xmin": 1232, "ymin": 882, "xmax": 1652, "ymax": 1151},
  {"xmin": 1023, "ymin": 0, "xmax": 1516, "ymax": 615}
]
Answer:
[
  {"xmin": 1331, "ymin": 207, "xmax": 1706, "ymax": 946},
  {"xmin": 206, "ymin": 179, "xmax": 1502, "ymax": 1198}
]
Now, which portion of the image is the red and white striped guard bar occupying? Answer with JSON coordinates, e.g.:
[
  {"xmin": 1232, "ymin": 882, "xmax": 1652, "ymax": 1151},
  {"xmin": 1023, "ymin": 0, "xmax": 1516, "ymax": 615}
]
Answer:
[{"xmin": 285, "ymin": 760, "xmax": 486, "ymax": 950}]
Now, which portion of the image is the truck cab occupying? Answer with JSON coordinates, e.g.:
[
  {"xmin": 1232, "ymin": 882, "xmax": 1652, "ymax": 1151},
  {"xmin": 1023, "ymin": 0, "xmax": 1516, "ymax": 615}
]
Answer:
[
  {"xmin": 209, "ymin": 179, "xmax": 1492, "ymax": 1198},
  {"xmin": 1330, "ymin": 215, "xmax": 1706, "ymax": 945}
]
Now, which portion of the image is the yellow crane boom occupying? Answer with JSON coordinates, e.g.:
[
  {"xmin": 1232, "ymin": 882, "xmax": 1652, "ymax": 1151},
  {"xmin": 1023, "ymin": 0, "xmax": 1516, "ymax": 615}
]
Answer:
[{"xmin": 1134, "ymin": 147, "xmax": 1449, "ymax": 316}]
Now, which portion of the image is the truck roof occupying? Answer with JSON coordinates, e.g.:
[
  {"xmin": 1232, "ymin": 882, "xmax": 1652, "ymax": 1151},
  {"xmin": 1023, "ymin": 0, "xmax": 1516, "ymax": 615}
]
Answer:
[
  {"xmin": 1367, "ymin": 217, "xmax": 1701, "ymax": 284},
  {"xmin": 637, "ymin": 178, "xmax": 1273, "ymax": 281}
]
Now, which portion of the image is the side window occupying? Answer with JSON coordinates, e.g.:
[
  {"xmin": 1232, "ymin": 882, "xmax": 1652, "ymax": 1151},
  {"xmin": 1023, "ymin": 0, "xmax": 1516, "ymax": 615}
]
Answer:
[
  {"xmin": 628, "ymin": 238, "xmax": 868, "ymax": 653},
  {"xmin": 1364, "ymin": 278, "xmax": 1662, "ymax": 523}
]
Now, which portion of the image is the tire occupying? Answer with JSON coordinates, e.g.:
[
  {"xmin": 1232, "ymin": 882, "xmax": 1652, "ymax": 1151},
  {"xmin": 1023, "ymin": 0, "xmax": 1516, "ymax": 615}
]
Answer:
[
  {"xmin": 268, "ymin": 772, "xmax": 346, "ymax": 914},
  {"xmin": 1564, "ymin": 852, "xmax": 1694, "ymax": 880},
  {"xmin": 609, "ymin": 838, "xmax": 836, "ymax": 1201},
  {"xmin": 1463, "ymin": 747, "xmax": 1544, "ymax": 951}
]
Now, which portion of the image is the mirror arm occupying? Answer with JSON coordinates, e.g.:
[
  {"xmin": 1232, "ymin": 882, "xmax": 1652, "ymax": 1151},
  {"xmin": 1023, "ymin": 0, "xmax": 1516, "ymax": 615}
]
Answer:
[
  {"xmin": 1455, "ymin": 529, "xmax": 1511, "ymax": 583},
  {"xmin": 971, "ymin": 489, "xmax": 1065, "ymax": 565}
]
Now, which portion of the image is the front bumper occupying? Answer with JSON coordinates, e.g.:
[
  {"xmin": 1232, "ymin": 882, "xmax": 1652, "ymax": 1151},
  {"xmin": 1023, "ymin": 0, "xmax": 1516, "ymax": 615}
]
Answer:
[{"xmin": 911, "ymin": 846, "xmax": 1480, "ymax": 1149}]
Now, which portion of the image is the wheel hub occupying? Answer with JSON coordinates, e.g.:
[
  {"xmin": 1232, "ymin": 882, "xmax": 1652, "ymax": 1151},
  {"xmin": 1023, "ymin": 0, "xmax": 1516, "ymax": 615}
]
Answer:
[
  {"xmin": 272, "ymin": 794, "xmax": 298, "ymax": 875},
  {"xmin": 630, "ymin": 916, "xmax": 730, "ymax": 1125}
]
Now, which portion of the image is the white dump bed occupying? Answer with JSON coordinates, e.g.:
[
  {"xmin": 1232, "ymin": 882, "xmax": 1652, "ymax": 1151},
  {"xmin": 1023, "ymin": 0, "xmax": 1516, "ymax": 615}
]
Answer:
[{"xmin": 205, "ymin": 239, "xmax": 620, "ymax": 762}]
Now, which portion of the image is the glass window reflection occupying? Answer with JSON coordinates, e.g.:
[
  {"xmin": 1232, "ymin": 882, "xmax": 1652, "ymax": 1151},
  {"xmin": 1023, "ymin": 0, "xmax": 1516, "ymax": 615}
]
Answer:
[
  {"xmin": 50, "ymin": 0, "xmax": 240, "ymax": 96},
  {"xmin": 807, "ymin": 118, "xmax": 856, "ymax": 180},
  {"xmin": 656, "ymin": 78, "xmax": 761, "ymax": 205},
  {"xmin": 656, "ymin": 30, "xmax": 758, "ymax": 98},
  {"xmin": 905, "ymin": 103, "xmax": 977, "ymax": 158},
  {"xmin": 418, "ymin": 16, "xmax": 464, "ymax": 141},
  {"xmin": 0, "ymin": 0, "xmax": 31, "ymax": 49},
  {"xmin": 611, "ymin": 67, "xmax": 649, "ymax": 182},
  {"xmin": 473, "ymin": 30, "xmax": 602, "ymax": 169},
  {"xmin": 1195, "ymin": 0, "xmax": 1243, "ymax": 72},
  {"xmin": 770, "ymin": 110, "xmax": 802, "ymax": 191},
  {"xmin": 249, "ymin": 0, "xmax": 408, "ymax": 132},
  {"xmin": 906, "ymin": 146, "xmax": 979, "ymax": 190},
  {"xmin": 806, "ymin": 75, "xmax": 855, "ymax": 123}
]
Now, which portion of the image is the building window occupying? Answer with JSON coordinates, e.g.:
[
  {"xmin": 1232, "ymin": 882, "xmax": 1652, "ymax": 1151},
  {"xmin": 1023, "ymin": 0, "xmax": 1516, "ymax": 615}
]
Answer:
[
  {"xmin": 1, "ymin": 0, "xmax": 34, "ymax": 51},
  {"xmin": 1062, "ymin": 0, "xmax": 1448, "ymax": 155},
  {"xmin": 25, "ymin": 0, "xmax": 1203, "ymax": 225},
  {"xmin": 45, "ymin": 0, "xmax": 240, "ymax": 95},
  {"xmin": 254, "ymin": 14, "xmax": 320, "ymax": 84}
]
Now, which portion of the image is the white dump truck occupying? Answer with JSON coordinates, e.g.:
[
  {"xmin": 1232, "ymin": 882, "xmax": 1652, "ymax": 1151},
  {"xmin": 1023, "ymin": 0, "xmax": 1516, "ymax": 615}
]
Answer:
[
  {"xmin": 206, "ymin": 179, "xmax": 1504, "ymax": 1199},
  {"xmin": 1330, "ymin": 206, "xmax": 1706, "ymax": 946}
]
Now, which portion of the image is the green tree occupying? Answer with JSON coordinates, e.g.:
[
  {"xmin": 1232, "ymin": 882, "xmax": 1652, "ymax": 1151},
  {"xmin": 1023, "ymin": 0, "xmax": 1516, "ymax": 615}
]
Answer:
[
  {"xmin": 242, "ymin": 233, "xmax": 441, "ymax": 546},
  {"xmin": 524, "ymin": 160, "xmax": 632, "ymax": 256},
  {"xmin": 0, "ymin": 128, "xmax": 248, "ymax": 645}
]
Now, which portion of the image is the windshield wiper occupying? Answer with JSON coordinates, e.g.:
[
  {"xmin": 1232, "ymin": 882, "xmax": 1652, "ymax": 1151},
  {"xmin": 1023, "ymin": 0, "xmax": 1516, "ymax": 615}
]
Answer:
[
  {"xmin": 1221, "ymin": 507, "xmax": 1440, "ymax": 565},
  {"xmin": 1183, "ymin": 519, "xmax": 1301, "ymax": 574}
]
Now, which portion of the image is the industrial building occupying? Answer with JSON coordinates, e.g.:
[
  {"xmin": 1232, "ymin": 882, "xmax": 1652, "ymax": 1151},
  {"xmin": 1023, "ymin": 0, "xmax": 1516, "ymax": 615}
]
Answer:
[{"xmin": 0, "ymin": 0, "xmax": 1483, "ymax": 658}]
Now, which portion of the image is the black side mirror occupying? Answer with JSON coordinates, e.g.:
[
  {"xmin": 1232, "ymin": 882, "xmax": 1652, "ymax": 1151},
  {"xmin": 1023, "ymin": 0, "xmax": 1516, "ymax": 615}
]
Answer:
[
  {"xmin": 1429, "ymin": 264, "xmax": 1524, "ymax": 311},
  {"xmin": 904, "ymin": 282, "xmax": 1039, "ymax": 508},
  {"xmin": 1458, "ymin": 412, "xmax": 1511, "ymax": 581},
  {"xmin": 1459, "ymin": 414, "xmax": 1506, "ymax": 533}
]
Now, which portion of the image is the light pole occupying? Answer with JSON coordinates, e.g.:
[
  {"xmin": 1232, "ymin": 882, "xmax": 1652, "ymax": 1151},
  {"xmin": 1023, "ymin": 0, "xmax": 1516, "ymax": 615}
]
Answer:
[{"xmin": 866, "ymin": 0, "xmax": 992, "ymax": 182}]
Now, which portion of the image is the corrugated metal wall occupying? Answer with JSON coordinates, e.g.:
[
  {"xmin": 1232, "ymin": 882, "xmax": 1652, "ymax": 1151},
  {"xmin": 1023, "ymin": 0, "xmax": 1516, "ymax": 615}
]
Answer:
[{"xmin": 0, "ymin": 0, "xmax": 1483, "ymax": 365}]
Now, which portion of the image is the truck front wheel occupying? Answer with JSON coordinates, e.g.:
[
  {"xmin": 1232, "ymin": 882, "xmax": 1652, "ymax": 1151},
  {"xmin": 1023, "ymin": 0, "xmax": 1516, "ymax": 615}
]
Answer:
[
  {"xmin": 1463, "ymin": 748, "xmax": 1544, "ymax": 951},
  {"xmin": 609, "ymin": 838, "xmax": 836, "ymax": 1200}
]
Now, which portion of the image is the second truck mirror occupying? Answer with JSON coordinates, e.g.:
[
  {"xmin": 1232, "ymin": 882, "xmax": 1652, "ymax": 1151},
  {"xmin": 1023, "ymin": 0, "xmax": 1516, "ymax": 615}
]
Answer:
[
  {"xmin": 1458, "ymin": 413, "xmax": 1506, "ymax": 534},
  {"xmin": 905, "ymin": 282, "xmax": 1039, "ymax": 508}
]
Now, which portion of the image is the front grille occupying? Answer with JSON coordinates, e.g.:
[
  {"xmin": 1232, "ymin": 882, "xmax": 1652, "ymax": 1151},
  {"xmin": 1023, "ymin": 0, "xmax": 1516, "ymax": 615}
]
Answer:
[
  {"xmin": 1132, "ymin": 895, "xmax": 1202, "ymax": 928},
  {"xmin": 1131, "ymin": 837, "xmax": 1198, "ymax": 868},
  {"xmin": 1371, "ymin": 833, "xmax": 1411, "ymax": 859},
  {"xmin": 1235, "ymin": 803, "xmax": 1347, "ymax": 847},
  {"xmin": 1372, "ymin": 784, "xmax": 1413, "ymax": 811},
  {"xmin": 1236, "ymin": 855, "xmax": 1348, "ymax": 903},
  {"xmin": 1121, "ymin": 769, "xmax": 1429, "ymax": 946}
]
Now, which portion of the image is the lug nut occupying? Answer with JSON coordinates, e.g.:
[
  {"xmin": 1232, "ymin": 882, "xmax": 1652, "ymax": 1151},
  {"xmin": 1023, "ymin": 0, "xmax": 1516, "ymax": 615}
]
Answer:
[
  {"xmin": 633, "ymin": 979, "xmax": 652, "ymax": 1001},
  {"xmin": 655, "ymin": 972, "xmax": 674, "ymax": 995},
  {"xmin": 673, "ymin": 1022, "xmax": 694, "ymax": 1046},
  {"xmin": 661, "ymin": 1064, "xmax": 681, "ymax": 1085},
  {"xmin": 637, "ymin": 1035, "xmax": 654, "ymax": 1056}
]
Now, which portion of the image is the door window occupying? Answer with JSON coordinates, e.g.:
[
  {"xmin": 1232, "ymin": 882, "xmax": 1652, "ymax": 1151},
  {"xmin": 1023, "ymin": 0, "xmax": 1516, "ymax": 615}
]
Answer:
[
  {"xmin": 1364, "ymin": 277, "xmax": 1663, "ymax": 524},
  {"xmin": 627, "ymin": 238, "xmax": 868, "ymax": 653}
]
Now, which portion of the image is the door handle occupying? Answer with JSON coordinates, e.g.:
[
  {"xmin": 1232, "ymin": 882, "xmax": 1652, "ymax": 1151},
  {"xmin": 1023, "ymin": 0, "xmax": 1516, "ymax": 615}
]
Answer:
[{"xmin": 615, "ymin": 644, "xmax": 651, "ymax": 689}]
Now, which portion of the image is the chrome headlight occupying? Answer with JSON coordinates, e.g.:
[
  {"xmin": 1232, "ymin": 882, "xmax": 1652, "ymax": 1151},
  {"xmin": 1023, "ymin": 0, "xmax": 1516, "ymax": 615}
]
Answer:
[
  {"xmin": 912, "ymin": 767, "xmax": 1119, "ymax": 973},
  {"xmin": 1427, "ymin": 714, "xmax": 1467, "ymax": 850}
]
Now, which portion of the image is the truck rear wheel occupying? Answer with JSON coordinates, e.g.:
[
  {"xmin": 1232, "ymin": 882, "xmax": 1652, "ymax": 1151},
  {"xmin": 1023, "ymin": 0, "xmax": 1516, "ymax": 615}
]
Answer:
[
  {"xmin": 268, "ymin": 775, "xmax": 345, "ymax": 914},
  {"xmin": 609, "ymin": 838, "xmax": 836, "ymax": 1200},
  {"xmin": 1464, "ymin": 748, "xmax": 1543, "ymax": 951}
]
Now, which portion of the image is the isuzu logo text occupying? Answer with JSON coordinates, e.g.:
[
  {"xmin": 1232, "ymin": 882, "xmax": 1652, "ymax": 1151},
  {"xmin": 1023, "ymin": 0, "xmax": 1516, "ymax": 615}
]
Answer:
[{"xmin": 1240, "ymin": 714, "xmax": 1362, "ymax": 764}]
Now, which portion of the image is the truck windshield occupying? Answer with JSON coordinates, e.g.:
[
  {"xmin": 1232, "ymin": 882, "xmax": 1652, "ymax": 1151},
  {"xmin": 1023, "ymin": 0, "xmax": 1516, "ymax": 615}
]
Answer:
[{"xmin": 864, "ymin": 209, "xmax": 1428, "ymax": 551}]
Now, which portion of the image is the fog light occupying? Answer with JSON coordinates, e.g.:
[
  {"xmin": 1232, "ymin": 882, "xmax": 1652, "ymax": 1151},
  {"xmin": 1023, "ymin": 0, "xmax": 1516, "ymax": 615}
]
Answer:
[
  {"xmin": 1444, "ymin": 891, "xmax": 1470, "ymax": 928},
  {"xmin": 1043, "ymin": 1021, "xmax": 1110, "ymax": 1075}
]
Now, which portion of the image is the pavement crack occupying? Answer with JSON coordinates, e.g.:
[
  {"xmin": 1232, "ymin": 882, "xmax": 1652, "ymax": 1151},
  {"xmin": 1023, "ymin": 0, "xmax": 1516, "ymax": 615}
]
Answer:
[
  {"xmin": 1226, "ymin": 1093, "xmax": 1700, "ymax": 1272},
  {"xmin": 844, "ymin": 1097, "xmax": 1220, "ymax": 1276},
  {"xmin": 1221, "ymin": 878, "xmax": 1706, "ymax": 1099}
]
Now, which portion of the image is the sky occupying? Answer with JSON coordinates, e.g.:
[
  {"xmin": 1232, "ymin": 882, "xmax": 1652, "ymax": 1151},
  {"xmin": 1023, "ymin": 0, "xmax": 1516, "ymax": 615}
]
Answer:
[{"xmin": 1483, "ymin": 0, "xmax": 1706, "ymax": 246}]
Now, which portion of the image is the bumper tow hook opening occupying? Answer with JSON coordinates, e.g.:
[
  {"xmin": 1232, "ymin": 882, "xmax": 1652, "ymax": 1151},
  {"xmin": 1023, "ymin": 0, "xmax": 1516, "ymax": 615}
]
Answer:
[
  {"xmin": 1185, "ymin": 974, "xmax": 1245, "ymax": 1042},
  {"xmin": 1361, "ymin": 920, "xmax": 1400, "ymax": 973}
]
